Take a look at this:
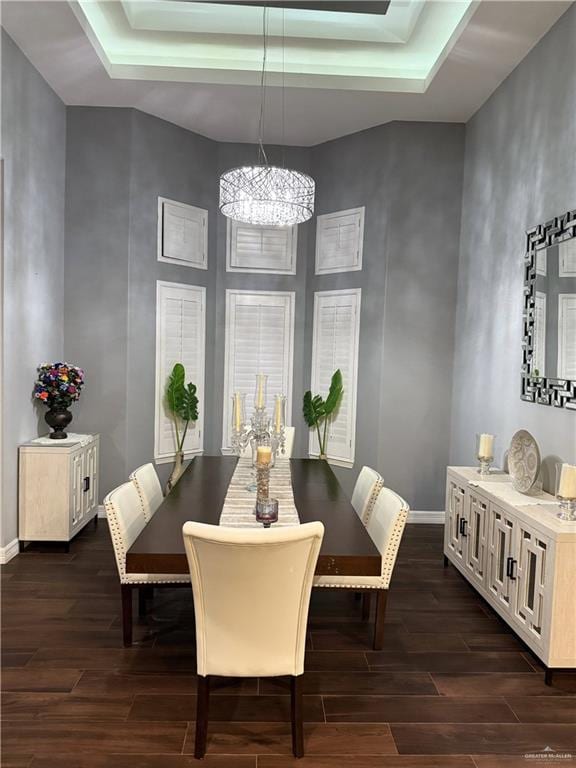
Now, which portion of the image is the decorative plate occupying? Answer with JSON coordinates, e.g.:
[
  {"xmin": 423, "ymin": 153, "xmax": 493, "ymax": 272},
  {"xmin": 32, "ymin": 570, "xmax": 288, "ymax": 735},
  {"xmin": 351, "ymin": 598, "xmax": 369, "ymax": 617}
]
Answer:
[{"xmin": 508, "ymin": 429, "xmax": 541, "ymax": 493}]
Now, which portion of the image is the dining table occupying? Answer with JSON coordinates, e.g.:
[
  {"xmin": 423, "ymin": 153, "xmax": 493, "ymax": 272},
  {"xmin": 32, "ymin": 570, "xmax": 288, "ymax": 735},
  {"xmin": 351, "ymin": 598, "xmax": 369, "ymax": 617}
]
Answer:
[{"xmin": 126, "ymin": 456, "xmax": 381, "ymax": 577}]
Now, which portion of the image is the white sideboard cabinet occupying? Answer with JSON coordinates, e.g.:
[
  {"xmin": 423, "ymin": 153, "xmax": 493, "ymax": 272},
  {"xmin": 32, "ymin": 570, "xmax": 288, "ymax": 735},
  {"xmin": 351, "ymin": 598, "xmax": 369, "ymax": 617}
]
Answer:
[
  {"xmin": 444, "ymin": 466, "xmax": 576, "ymax": 684},
  {"xmin": 19, "ymin": 434, "xmax": 100, "ymax": 552}
]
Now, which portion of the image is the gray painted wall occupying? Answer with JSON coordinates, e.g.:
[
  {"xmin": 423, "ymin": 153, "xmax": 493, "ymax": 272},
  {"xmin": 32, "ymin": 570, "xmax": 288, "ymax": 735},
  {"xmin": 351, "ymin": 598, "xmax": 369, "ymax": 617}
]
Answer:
[
  {"xmin": 64, "ymin": 108, "xmax": 133, "ymax": 498},
  {"xmin": 126, "ymin": 110, "xmax": 219, "ymax": 474},
  {"xmin": 1, "ymin": 32, "xmax": 66, "ymax": 547},
  {"xmin": 309, "ymin": 122, "xmax": 465, "ymax": 507},
  {"xmin": 450, "ymin": 3, "xmax": 576, "ymax": 471}
]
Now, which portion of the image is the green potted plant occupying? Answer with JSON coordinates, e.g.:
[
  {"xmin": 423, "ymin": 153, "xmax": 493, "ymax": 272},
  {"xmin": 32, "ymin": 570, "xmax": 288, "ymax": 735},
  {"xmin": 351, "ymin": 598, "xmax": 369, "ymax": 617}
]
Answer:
[
  {"xmin": 165, "ymin": 363, "xmax": 199, "ymax": 493},
  {"xmin": 302, "ymin": 369, "xmax": 343, "ymax": 459}
]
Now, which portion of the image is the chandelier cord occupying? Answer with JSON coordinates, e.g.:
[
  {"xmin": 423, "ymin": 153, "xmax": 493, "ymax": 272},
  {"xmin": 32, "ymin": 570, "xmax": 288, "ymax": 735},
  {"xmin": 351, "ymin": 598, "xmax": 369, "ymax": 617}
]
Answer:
[
  {"xmin": 257, "ymin": 6, "xmax": 269, "ymax": 166},
  {"xmin": 282, "ymin": 8, "xmax": 286, "ymax": 167}
]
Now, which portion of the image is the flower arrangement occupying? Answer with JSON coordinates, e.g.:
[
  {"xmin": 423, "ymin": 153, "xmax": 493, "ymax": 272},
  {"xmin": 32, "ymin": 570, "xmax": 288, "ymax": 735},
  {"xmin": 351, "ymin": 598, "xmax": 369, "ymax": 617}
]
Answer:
[{"xmin": 34, "ymin": 362, "xmax": 85, "ymax": 409}]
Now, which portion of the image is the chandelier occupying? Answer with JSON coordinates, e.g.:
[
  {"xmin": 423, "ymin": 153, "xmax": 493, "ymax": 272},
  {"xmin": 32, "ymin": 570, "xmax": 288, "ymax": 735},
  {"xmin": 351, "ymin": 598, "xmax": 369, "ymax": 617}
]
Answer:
[
  {"xmin": 219, "ymin": 8, "xmax": 315, "ymax": 228},
  {"xmin": 220, "ymin": 165, "xmax": 314, "ymax": 227}
]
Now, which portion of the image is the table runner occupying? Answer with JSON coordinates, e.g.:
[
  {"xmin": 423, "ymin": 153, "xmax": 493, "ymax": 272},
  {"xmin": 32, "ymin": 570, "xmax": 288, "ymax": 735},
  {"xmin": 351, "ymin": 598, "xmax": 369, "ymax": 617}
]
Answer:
[{"xmin": 219, "ymin": 457, "xmax": 300, "ymax": 528}]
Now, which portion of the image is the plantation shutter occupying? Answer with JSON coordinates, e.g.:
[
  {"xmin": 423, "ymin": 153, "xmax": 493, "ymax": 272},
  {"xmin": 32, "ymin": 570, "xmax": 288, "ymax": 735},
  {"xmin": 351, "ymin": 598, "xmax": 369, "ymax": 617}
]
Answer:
[
  {"xmin": 533, "ymin": 292, "xmax": 546, "ymax": 377},
  {"xmin": 558, "ymin": 294, "xmax": 576, "ymax": 380},
  {"xmin": 155, "ymin": 282, "xmax": 206, "ymax": 460},
  {"xmin": 158, "ymin": 198, "xmax": 208, "ymax": 269},
  {"xmin": 227, "ymin": 220, "xmax": 297, "ymax": 274},
  {"xmin": 223, "ymin": 290, "xmax": 295, "ymax": 450},
  {"xmin": 315, "ymin": 207, "xmax": 364, "ymax": 274},
  {"xmin": 309, "ymin": 289, "xmax": 361, "ymax": 466}
]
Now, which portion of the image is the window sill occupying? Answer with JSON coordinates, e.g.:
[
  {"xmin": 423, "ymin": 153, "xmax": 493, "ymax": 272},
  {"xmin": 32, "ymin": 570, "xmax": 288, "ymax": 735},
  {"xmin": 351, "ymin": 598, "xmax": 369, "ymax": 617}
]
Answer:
[{"xmin": 155, "ymin": 450, "xmax": 204, "ymax": 465}]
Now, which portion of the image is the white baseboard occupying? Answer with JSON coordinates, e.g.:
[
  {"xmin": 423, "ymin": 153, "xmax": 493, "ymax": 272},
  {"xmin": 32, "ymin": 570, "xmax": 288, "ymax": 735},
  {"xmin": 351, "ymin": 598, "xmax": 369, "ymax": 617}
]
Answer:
[
  {"xmin": 0, "ymin": 538, "xmax": 19, "ymax": 564},
  {"xmin": 408, "ymin": 510, "xmax": 445, "ymax": 524},
  {"xmin": 98, "ymin": 504, "xmax": 106, "ymax": 519}
]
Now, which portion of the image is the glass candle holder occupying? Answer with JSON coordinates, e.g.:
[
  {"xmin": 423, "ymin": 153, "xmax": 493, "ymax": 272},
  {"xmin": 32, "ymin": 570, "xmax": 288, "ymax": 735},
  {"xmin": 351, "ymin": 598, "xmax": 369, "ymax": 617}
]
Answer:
[
  {"xmin": 252, "ymin": 440, "xmax": 275, "ymax": 470},
  {"xmin": 476, "ymin": 433, "xmax": 496, "ymax": 477},
  {"xmin": 256, "ymin": 497, "xmax": 279, "ymax": 528},
  {"xmin": 256, "ymin": 463, "xmax": 270, "ymax": 504},
  {"xmin": 254, "ymin": 373, "xmax": 268, "ymax": 410},
  {"xmin": 231, "ymin": 392, "xmax": 246, "ymax": 434},
  {"xmin": 556, "ymin": 463, "xmax": 576, "ymax": 521}
]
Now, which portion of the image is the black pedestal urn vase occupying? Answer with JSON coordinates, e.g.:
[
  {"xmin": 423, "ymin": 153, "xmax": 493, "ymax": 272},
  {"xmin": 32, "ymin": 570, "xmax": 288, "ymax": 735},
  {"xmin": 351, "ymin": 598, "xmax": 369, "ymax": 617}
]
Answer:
[{"xmin": 45, "ymin": 407, "xmax": 73, "ymax": 439}]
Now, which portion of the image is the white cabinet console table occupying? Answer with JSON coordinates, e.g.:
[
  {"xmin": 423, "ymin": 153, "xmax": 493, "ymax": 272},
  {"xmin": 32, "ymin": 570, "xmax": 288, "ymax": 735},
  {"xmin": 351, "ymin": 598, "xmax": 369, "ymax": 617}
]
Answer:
[
  {"xmin": 19, "ymin": 434, "xmax": 100, "ymax": 552},
  {"xmin": 444, "ymin": 467, "xmax": 576, "ymax": 684}
]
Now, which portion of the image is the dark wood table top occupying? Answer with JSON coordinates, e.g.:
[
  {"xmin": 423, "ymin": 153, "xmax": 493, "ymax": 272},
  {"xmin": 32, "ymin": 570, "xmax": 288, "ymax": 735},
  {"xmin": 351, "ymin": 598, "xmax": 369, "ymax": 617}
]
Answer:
[{"xmin": 126, "ymin": 457, "xmax": 381, "ymax": 577}]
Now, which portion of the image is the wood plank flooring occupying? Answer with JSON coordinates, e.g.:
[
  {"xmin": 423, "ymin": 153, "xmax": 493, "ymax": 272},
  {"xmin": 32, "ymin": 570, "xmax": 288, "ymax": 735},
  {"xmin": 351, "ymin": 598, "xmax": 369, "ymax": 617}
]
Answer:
[{"xmin": 2, "ymin": 523, "xmax": 576, "ymax": 767}]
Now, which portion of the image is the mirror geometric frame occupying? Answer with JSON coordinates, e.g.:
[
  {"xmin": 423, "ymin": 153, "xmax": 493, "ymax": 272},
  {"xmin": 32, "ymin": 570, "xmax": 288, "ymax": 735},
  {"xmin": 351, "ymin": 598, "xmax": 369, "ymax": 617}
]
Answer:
[{"xmin": 521, "ymin": 207, "xmax": 576, "ymax": 410}]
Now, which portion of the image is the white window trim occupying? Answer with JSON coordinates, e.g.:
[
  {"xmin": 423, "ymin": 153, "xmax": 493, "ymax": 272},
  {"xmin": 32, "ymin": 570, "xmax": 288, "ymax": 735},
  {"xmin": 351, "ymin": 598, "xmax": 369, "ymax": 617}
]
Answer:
[
  {"xmin": 558, "ymin": 293, "xmax": 576, "ymax": 381},
  {"xmin": 315, "ymin": 206, "xmax": 365, "ymax": 275},
  {"xmin": 157, "ymin": 197, "xmax": 208, "ymax": 270},
  {"xmin": 154, "ymin": 280, "xmax": 206, "ymax": 463},
  {"xmin": 226, "ymin": 219, "xmax": 298, "ymax": 275},
  {"xmin": 222, "ymin": 289, "xmax": 295, "ymax": 452},
  {"xmin": 309, "ymin": 288, "xmax": 361, "ymax": 469}
]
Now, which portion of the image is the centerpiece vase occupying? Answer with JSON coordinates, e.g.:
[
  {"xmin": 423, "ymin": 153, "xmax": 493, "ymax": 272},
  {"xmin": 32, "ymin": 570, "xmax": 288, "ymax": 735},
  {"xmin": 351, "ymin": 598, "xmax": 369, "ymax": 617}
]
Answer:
[
  {"xmin": 45, "ymin": 406, "xmax": 73, "ymax": 439},
  {"xmin": 166, "ymin": 450, "xmax": 185, "ymax": 494}
]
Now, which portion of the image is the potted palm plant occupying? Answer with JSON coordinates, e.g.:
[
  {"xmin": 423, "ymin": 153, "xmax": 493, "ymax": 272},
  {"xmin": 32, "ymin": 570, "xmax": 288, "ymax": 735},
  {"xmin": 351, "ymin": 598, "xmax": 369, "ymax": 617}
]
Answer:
[
  {"xmin": 302, "ymin": 369, "xmax": 343, "ymax": 459},
  {"xmin": 165, "ymin": 363, "xmax": 199, "ymax": 493}
]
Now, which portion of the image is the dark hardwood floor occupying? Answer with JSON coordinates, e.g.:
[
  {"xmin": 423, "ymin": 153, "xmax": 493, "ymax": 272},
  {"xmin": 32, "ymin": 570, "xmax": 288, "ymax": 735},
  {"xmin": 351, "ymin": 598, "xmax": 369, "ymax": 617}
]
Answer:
[{"xmin": 2, "ymin": 523, "xmax": 576, "ymax": 767}]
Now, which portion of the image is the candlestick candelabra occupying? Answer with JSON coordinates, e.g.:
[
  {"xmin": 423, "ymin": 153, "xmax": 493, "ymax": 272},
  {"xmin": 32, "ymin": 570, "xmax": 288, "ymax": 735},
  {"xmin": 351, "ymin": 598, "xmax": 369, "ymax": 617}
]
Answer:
[
  {"xmin": 230, "ymin": 378, "xmax": 287, "ymax": 492},
  {"xmin": 556, "ymin": 463, "xmax": 576, "ymax": 521}
]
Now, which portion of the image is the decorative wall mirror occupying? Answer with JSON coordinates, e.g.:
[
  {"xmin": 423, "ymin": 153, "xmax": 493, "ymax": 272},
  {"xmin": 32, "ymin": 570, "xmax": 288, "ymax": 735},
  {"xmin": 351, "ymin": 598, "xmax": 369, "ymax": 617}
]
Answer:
[{"xmin": 522, "ymin": 208, "xmax": 576, "ymax": 410}]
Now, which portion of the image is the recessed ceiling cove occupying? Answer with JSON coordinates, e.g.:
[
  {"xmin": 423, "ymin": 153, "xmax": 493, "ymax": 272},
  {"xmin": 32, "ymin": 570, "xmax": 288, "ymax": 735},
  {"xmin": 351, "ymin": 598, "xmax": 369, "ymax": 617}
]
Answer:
[{"xmin": 70, "ymin": 0, "xmax": 476, "ymax": 92}]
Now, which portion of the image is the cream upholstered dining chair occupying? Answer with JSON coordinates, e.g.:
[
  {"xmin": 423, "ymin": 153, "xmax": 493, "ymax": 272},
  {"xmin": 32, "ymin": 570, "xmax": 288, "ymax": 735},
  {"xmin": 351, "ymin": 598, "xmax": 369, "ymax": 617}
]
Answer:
[
  {"xmin": 314, "ymin": 486, "xmax": 409, "ymax": 651},
  {"xmin": 182, "ymin": 521, "xmax": 324, "ymax": 759},
  {"xmin": 104, "ymin": 482, "xmax": 190, "ymax": 647},
  {"xmin": 129, "ymin": 463, "xmax": 163, "ymax": 523},
  {"xmin": 351, "ymin": 466, "xmax": 384, "ymax": 524}
]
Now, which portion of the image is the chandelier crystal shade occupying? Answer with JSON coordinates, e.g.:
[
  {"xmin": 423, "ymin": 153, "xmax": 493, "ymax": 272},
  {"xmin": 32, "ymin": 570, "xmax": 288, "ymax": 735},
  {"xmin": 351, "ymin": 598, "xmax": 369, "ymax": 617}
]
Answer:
[{"xmin": 219, "ymin": 164, "xmax": 315, "ymax": 227}]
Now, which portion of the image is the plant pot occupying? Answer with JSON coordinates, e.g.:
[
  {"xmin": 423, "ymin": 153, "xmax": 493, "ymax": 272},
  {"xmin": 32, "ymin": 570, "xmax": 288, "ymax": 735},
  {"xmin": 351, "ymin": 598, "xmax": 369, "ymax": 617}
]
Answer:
[
  {"xmin": 319, "ymin": 453, "xmax": 327, "ymax": 460},
  {"xmin": 45, "ymin": 407, "xmax": 73, "ymax": 439}
]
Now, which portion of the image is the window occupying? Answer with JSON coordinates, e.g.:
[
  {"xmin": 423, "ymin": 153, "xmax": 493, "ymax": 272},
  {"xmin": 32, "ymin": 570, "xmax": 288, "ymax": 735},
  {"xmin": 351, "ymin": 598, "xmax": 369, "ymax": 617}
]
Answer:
[
  {"xmin": 533, "ymin": 291, "xmax": 546, "ymax": 376},
  {"xmin": 157, "ymin": 197, "xmax": 208, "ymax": 269},
  {"xmin": 155, "ymin": 281, "xmax": 206, "ymax": 462},
  {"xmin": 315, "ymin": 207, "xmax": 364, "ymax": 275},
  {"xmin": 309, "ymin": 289, "xmax": 361, "ymax": 467},
  {"xmin": 558, "ymin": 294, "xmax": 576, "ymax": 380},
  {"xmin": 223, "ymin": 290, "xmax": 295, "ymax": 451},
  {"xmin": 226, "ymin": 219, "xmax": 297, "ymax": 274}
]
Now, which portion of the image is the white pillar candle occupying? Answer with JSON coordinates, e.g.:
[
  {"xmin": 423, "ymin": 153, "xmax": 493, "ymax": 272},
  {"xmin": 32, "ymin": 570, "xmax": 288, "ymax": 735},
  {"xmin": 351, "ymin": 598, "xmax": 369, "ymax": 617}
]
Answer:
[
  {"xmin": 234, "ymin": 393, "xmax": 241, "ymax": 431},
  {"xmin": 478, "ymin": 433, "xmax": 494, "ymax": 459},
  {"xmin": 256, "ymin": 374, "xmax": 265, "ymax": 409},
  {"xmin": 558, "ymin": 464, "xmax": 576, "ymax": 499},
  {"xmin": 274, "ymin": 396, "xmax": 282, "ymax": 433}
]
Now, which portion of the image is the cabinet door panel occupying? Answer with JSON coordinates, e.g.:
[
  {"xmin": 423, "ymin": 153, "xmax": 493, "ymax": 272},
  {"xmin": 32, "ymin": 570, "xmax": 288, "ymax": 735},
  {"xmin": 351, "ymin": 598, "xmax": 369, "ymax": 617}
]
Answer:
[
  {"xmin": 514, "ymin": 528, "xmax": 548, "ymax": 647},
  {"xmin": 82, "ymin": 443, "xmax": 98, "ymax": 515},
  {"xmin": 465, "ymin": 491, "xmax": 488, "ymax": 586},
  {"xmin": 70, "ymin": 451, "xmax": 85, "ymax": 529},
  {"xmin": 488, "ymin": 504, "xmax": 515, "ymax": 612},
  {"xmin": 446, "ymin": 480, "xmax": 467, "ymax": 562}
]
